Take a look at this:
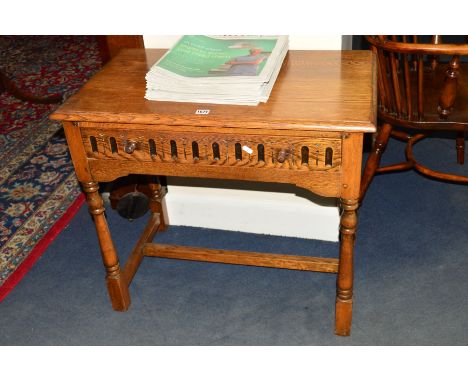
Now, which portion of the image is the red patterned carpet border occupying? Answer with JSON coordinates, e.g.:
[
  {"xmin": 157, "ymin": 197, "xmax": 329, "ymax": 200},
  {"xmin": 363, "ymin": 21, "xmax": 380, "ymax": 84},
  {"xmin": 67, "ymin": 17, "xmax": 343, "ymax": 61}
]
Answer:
[{"xmin": 0, "ymin": 194, "xmax": 85, "ymax": 302}]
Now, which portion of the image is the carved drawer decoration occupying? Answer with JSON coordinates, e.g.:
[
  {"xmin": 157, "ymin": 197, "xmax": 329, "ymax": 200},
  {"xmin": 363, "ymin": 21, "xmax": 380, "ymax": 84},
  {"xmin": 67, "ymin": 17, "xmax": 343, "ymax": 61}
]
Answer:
[{"xmin": 81, "ymin": 127, "xmax": 342, "ymax": 172}]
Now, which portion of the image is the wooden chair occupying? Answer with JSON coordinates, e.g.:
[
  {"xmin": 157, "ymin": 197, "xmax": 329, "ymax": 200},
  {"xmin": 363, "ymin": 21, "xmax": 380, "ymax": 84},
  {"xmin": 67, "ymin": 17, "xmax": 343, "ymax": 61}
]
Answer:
[{"xmin": 360, "ymin": 36, "xmax": 468, "ymax": 201}]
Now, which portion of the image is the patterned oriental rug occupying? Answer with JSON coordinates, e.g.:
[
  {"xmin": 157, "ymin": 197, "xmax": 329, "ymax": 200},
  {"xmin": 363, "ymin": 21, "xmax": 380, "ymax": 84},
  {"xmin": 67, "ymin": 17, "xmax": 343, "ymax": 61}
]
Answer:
[{"xmin": 0, "ymin": 36, "xmax": 102, "ymax": 300}]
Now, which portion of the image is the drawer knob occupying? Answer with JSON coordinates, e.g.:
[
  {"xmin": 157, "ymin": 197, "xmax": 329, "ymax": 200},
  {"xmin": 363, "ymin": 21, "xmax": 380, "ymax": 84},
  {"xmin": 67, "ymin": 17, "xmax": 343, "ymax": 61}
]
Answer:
[{"xmin": 124, "ymin": 140, "xmax": 137, "ymax": 154}]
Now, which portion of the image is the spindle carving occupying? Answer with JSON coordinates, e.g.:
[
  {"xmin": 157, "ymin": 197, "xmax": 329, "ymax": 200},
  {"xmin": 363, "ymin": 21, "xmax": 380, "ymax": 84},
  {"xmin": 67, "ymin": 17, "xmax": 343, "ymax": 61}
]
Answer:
[
  {"xmin": 212, "ymin": 142, "xmax": 220, "ymax": 160},
  {"xmin": 301, "ymin": 146, "xmax": 309, "ymax": 165},
  {"xmin": 80, "ymin": 128, "xmax": 342, "ymax": 173},
  {"xmin": 257, "ymin": 144, "xmax": 265, "ymax": 162},
  {"xmin": 90, "ymin": 136, "xmax": 98, "ymax": 152},
  {"xmin": 148, "ymin": 139, "xmax": 156, "ymax": 157},
  {"xmin": 325, "ymin": 147, "xmax": 333, "ymax": 166},
  {"xmin": 110, "ymin": 137, "xmax": 118, "ymax": 153}
]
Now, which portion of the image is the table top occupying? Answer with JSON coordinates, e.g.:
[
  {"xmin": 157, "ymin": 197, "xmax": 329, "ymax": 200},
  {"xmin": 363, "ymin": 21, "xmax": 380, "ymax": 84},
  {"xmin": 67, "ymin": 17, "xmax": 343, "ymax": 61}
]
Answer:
[{"xmin": 51, "ymin": 49, "xmax": 376, "ymax": 133}]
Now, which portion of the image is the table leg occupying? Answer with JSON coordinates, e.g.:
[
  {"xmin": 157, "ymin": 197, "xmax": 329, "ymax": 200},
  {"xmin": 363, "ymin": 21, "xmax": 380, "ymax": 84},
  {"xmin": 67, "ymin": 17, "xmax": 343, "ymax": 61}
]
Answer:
[
  {"xmin": 82, "ymin": 181, "xmax": 130, "ymax": 311},
  {"xmin": 335, "ymin": 198, "xmax": 358, "ymax": 336},
  {"xmin": 147, "ymin": 176, "xmax": 168, "ymax": 231}
]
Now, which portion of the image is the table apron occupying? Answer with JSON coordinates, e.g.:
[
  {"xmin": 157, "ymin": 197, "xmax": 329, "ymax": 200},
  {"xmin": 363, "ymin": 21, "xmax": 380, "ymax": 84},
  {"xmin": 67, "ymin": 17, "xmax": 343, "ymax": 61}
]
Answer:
[{"xmin": 87, "ymin": 159, "xmax": 342, "ymax": 197}]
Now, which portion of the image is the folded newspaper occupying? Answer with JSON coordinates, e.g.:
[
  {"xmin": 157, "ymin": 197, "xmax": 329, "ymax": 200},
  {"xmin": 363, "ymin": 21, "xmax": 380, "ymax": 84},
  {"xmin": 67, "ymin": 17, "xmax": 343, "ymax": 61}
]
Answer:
[{"xmin": 145, "ymin": 35, "xmax": 289, "ymax": 106}]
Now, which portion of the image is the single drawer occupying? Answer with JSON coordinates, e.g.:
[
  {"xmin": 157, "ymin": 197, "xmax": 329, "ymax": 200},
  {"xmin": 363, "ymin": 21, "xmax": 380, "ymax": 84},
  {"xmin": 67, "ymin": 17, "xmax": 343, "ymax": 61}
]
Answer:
[{"xmin": 80, "ymin": 126, "xmax": 342, "ymax": 173}]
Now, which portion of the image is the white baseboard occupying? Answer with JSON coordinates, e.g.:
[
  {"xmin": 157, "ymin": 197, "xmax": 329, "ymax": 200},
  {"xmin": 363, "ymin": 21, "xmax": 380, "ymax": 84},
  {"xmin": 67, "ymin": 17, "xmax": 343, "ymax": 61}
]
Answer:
[{"xmin": 163, "ymin": 178, "xmax": 339, "ymax": 242}]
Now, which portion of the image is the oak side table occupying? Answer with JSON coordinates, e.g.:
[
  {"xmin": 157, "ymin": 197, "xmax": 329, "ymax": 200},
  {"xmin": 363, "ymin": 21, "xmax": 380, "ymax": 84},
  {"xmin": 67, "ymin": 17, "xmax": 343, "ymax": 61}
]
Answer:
[{"xmin": 51, "ymin": 49, "xmax": 376, "ymax": 336}]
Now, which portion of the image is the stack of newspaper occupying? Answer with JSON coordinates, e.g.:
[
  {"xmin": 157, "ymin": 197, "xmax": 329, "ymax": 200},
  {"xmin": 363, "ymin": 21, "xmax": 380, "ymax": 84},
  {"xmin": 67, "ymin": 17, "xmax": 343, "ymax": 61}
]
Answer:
[{"xmin": 145, "ymin": 35, "xmax": 289, "ymax": 106}]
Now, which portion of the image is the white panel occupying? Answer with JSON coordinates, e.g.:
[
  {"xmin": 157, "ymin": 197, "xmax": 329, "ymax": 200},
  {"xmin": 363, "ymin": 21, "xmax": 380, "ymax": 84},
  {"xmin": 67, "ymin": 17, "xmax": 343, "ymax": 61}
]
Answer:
[
  {"xmin": 143, "ymin": 35, "xmax": 181, "ymax": 49},
  {"xmin": 288, "ymin": 36, "xmax": 342, "ymax": 50},
  {"xmin": 164, "ymin": 185, "xmax": 339, "ymax": 242}
]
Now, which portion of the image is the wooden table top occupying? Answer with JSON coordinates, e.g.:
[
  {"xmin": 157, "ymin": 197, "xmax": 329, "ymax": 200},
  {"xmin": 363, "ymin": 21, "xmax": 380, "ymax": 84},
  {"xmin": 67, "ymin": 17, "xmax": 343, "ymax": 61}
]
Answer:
[{"xmin": 51, "ymin": 49, "xmax": 377, "ymax": 133}]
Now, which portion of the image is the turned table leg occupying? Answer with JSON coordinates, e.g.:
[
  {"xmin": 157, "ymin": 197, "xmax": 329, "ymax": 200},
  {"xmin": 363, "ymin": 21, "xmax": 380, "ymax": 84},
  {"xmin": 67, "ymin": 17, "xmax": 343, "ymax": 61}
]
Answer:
[
  {"xmin": 82, "ymin": 181, "xmax": 130, "ymax": 311},
  {"xmin": 335, "ymin": 198, "xmax": 358, "ymax": 336}
]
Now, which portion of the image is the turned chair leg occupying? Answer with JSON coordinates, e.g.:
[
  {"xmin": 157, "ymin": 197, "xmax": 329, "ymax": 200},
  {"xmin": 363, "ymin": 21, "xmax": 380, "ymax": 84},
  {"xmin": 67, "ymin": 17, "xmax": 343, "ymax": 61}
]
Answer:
[
  {"xmin": 359, "ymin": 123, "xmax": 393, "ymax": 203},
  {"xmin": 456, "ymin": 132, "xmax": 465, "ymax": 165}
]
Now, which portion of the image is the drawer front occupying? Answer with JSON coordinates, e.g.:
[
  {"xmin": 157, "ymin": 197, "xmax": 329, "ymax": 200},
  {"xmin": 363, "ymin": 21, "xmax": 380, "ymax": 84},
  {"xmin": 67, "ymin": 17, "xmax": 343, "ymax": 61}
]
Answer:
[{"xmin": 80, "ymin": 127, "xmax": 342, "ymax": 173}]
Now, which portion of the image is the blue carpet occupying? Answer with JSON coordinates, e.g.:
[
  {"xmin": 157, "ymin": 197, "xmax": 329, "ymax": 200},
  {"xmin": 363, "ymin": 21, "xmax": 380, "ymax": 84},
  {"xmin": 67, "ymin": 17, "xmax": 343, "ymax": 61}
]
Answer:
[{"xmin": 0, "ymin": 135, "xmax": 467, "ymax": 345}]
